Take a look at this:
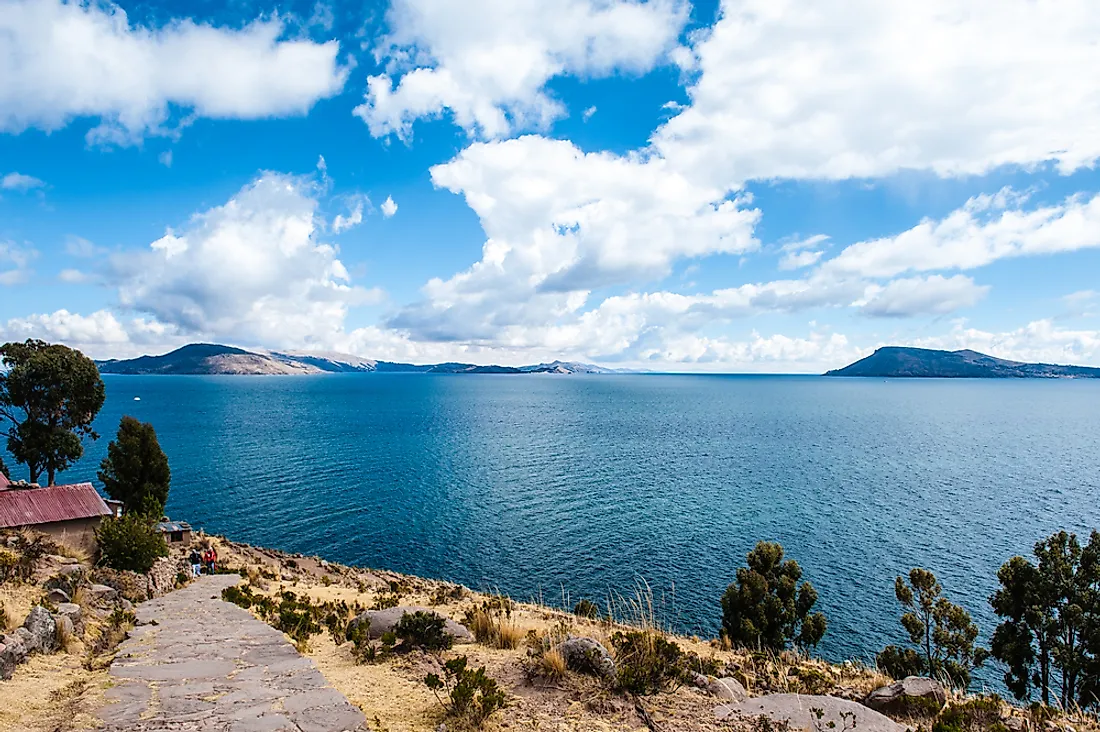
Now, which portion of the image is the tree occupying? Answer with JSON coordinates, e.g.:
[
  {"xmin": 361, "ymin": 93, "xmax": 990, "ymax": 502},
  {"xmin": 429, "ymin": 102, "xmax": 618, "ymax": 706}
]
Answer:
[
  {"xmin": 0, "ymin": 340, "xmax": 105, "ymax": 485},
  {"xmin": 94, "ymin": 512, "xmax": 168, "ymax": 573},
  {"xmin": 990, "ymin": 530, "xmax": 1100, "ymax": 708},
  {"xmin": 0, "ymin": 454, "xmax": 9, "ymax": 479},
  {"xmin": 878, "ymin": 568, "xmax": 987, "ymax": 690},
  {"xmin": 98, "ymin": 416, "xmax": 171, "ymax": 517},
  {"xmin": 721, "ymin": 541, "xmax": 827, "ymax": 651}
]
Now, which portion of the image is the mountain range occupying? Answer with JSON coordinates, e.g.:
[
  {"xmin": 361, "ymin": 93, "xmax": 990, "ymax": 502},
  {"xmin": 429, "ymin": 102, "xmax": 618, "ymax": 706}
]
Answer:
[
  {"xmin": 95, "ymin": 343, "xmax": 621, "ymax": 376},
  {"xmin": 825, "ymin": 346, "xmax": 1100, "ymax": 378}
]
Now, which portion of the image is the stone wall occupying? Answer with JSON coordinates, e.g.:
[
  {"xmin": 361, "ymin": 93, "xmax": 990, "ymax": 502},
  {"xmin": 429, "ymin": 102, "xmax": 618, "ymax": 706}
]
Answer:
[{"xmin": 147, "ymin": 554, "xmax": 191, "ymax": 598}]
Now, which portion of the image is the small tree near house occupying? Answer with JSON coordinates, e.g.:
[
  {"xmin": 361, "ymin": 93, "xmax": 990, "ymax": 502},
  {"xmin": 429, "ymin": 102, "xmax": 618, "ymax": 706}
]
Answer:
[{"xmin": 98, "ymin": 416, "xmax": 171, "ymax": 517}]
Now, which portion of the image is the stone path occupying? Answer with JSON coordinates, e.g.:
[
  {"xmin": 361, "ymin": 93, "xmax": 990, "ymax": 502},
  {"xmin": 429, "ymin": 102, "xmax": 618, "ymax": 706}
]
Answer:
[{"xmin": 98, "ymin": 574, "xmax": 365, "ymax": 732}]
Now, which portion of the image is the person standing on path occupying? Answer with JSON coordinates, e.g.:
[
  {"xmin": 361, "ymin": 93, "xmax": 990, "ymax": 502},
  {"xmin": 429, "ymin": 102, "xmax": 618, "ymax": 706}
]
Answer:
[
  {"xmin": 209, "ymin": 545, "xmax": 218, "ymax": 574},
  {"xmin": 189, "ymin": 548, "xmax": 203, "ymax": 577}
]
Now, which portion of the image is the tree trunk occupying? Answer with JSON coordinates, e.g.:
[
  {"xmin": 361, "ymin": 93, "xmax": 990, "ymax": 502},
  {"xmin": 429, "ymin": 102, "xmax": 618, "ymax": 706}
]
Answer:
[
  {"xmin": 28, "ymin": 466, "xmax": 40, "ymax": 484},
  {"xmin": 46, "ymin": 465, "xmax": 55, "ymax": 486},
  {"xmin": 1041, "ymin": 647, "xmax": 1050, "ymax": 707}
]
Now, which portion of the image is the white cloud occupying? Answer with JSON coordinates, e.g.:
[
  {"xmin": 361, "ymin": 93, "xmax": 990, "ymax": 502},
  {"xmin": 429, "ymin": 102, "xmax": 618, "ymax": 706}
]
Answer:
[
  {"xmin": 391, "ymin": 135, "xmax": 759, "ymax": 340},
  {"xmin": 380, "ymin": 195, "xmax": 398, "ymax": 218},
  {"xmin": 159, "ymin": 150, "xmax": 173, "ymax": 167},
  {"xmin": 111, "ymin": 172, "xmax": 383, "ymax": 348},
  {"xmin": 332, "ymin": 198, "xmax": 365, "ymax": 233},
  {"xmin": 0, "ymin": 241, "xmax": 36, "ymax": 284},
  {"xmin": 779, "ymin": 249, "xmax": 823, "ymax": 270},
  {"xmin": 859, "ymin": 275, "xmax": 989, "ymax": 318},
  {"xmin": 916, "ymin": 319, "xmax": 1100, "ymax": 367},
  {"xmin": 582, "ymin": 105, "xmax": 597, "ymax": 121},
  {"xmin": 58, "ymin": 268, "xmax": 92, "ymax": 283},
  {"xmin": 0, "ymin": 309, "xmax": 182, "ymax": 359},
  {"xmin": 655, "ymin": 0, "xmax": 1100, "ymax": 186},
  {"xmin": 354, "ymin": 0, "xmax": 688, "ymax": 139},
  {"xmin": 0, "ymin": 0, "xmax": 348, "ymax": 144},
  {"xmin": 1, "ymin": 172, "xmax": 45, "ymax": 190},
  {"xmin": 824, "ymin": 189, "xmax": 1100, "ymax": 279},
  {"xmin": 64, "ymin": 235, "xmax": 105, "ymax": 258}
]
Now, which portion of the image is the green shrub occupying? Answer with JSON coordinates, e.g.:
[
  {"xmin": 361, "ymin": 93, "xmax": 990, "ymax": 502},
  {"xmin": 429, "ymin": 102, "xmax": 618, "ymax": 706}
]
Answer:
[
  {"xmin": 94, "ymin": 514, "xmax": 168, "ymax": 573},
  {"xmin": 933, "ymin": 697, "xmax": 1003, "ymax": 732},
  {"xmin": 372, "ymin": 593, "xmax": 400, "ymax": 610},
  {"xmin": 425, "ymin": 655, "xmax": 506, "ymax": 726},
  {"xmin": 395, "ymin": 611, "xmax": 453, "ymax": 652},
  {"xmin": 0, "ymin": 549, "xmax": 18, "ymax": 584},
  {"xmin": 877, "ymin": 644, "xmax": 927, "ymax": 680},
  {"xmin": 222, "ymin": 584, "xmax": 257, "ymax": 609},
  {"xmin": 611, "ymin": 630, "xmax": 686, "ymax": 695},
  {"xmin": 573, "ymin": 599, "xmax": 600, "ymax": 619}
]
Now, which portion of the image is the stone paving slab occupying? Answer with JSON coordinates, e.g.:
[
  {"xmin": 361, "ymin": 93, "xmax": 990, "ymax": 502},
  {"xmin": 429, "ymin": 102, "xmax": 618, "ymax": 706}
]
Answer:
[{"xmin": 98, "ymin": 574, "xmax": 365, "ymax": 732}]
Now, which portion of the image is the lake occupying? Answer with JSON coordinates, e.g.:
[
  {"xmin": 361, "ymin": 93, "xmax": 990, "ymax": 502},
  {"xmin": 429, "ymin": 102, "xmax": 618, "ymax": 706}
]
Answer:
[{"xmin": 41, "ymin": 374, "xmax": 1100, "ymax": 686}]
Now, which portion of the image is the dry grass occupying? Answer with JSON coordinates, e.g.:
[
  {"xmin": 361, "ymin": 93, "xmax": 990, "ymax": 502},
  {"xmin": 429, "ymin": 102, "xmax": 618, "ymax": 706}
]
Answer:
[
  {"xmin": 465, "ymin": 600, "xmax": 525, "ymax": 650},
  {"xmin": 0, "ymin": 652, "xmax": 108, "ymax": 732},
  {"xmin": 535, "ymin": 646, "xmax": 568, "ymax": 681}
]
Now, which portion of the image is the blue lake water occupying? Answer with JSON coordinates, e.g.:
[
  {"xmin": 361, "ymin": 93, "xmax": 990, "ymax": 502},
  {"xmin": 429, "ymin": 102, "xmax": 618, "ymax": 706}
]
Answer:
[{"xmin": 28, "ymin": 374, "xmax": 1100, "ymax": 685}]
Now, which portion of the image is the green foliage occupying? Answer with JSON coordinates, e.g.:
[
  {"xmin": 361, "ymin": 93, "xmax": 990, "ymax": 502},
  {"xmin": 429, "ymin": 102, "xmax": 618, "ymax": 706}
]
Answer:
[
  {"xmin": 611, "ymin": 630, "xmax": 686, "ymax": 695},
  {"xmin": 931, "ymin": 696, "xmax": 1003, "ymax": 732},
  {"xmin": 97, "ymin": 416, "xmax": 171, "ymax": 517},
  {"xmin": 94, "ymin": 513, "xmax": 168, "ymax": 573},
  {"xmin": 882, "ymin": 568, "xmax": 987, "ymax": 690},
  {"xmin": 371, "ymin": 592, "xmax": 401, "ymax": 610},
  {"xmin": 0, "ymin": 530, "xmax": 56, "ymax": 583},
  {"xmin": 573, "ymin": 599, "xmax": 601, "ymax": 619},
  {"xmin": 394, "ymin": 610, "xmax": 454, "ymax": 652},
  {"xmin": 425, "ymin": 655, "xmax": 507, "ymax": 727},
  {"xmin": 0, "ymin": 455, "xmax": 9, "ymax": 479},
  {"xmin": 721, "ymin": 541, "xmax": 828, "ymax": 651},
  {"xmin": 0, "ymin": 340, "xmax": 105, "ymax": 485},
  {"xmin": 221, "ymin": 584, "xmax": 258, "ymax": 609},
  {"xmin": 990, "ymin": 530, "xmax": 1100, "ymax": 707}
]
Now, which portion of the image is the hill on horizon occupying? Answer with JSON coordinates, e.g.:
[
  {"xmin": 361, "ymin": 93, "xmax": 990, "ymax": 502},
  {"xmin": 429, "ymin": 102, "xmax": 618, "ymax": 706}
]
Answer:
[
  {"xmin": 825, "ymin": 346, "xmax": 1100, "ymax": 378},
  {"xmin": 95, "ymin": 343, "xmax": 618, "ymax": 376}
]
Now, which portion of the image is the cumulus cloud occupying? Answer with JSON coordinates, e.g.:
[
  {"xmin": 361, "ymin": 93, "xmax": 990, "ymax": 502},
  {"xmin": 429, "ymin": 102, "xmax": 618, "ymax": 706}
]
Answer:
[
  {"xmin": 332, "ymin": 198, "xmax": 366, "ymax": 233},
  {"xmin": 111, "ymin": 172, "xmax": 383, "ymax": 348},
  {"xmin": 390, "ymin": 135, "xmax": 759, "ymax": 340},
  {"xmin": 0, "ymin": 241, "xmax": 37, "ymax": 284},
  {"xmin": 655, "ymin": 0, "xmax": 1100, "ymax": 186},
  {"xmin": 824, "ymin": 189, "xmax": 1100, "ymax": 279},
  {"xmin": 1, "ymin": 172, "xmax": 45, "ymax": 190},
  {"xmin": 0, "ymin": 309, "xmax": 182, "ymax": 359},
  {"xmin": 0, "ymin": 0, "xmax": 348, "ymax": 144},
  {"xmin": 859, "ymin": 275, "xmax": 989, "ymax": 318},
  {"xmin": 916, "ymin": 319, "xmax": 1100, "ymax": 367},
  {"xmin": 354, "ymin": 0, "xmax": 688, "ymax": 139},
  {"xmin": 380, "ymin": 195, "xmax": 398, "ymax": 218}
]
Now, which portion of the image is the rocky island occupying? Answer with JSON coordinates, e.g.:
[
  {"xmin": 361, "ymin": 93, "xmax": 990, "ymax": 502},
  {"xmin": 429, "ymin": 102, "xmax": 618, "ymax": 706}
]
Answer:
[{"xmin": 825, "ymin": 346, "xmax": 1100, "ymax": 378}]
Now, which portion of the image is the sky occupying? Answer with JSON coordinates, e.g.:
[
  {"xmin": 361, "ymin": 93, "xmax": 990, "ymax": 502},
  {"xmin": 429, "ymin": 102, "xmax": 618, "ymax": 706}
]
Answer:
[{"xmin": 2, "ymin": 0, "xmax": 1100, "ymax": 373}]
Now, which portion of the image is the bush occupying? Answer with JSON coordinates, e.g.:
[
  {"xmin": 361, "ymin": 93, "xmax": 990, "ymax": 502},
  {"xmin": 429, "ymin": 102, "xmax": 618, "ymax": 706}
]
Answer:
[
  {"xmin": 573, "ymin": 599, "xmax": 601, "ymax": 619},
  {"xmin": 222, "ymin": 584, "xmax": 258, "ymax": 609},
  {"xmin": 464, "ymin": 598, "xmax": 523, "ymax": 650},
  {"xmin": 94, "ymin": 513, "xmax": 168, "ymax": 573},
  {"xmin": 371, "ymin": 593, "xmax": 400, "ymax": 610},
  {"xmin": 611, "ymin": 630, "xmax": 686, "ymax": 695},
  {"xmin": 721, "ymin": 541, "xmax": 827, "ymax": 651},
  {"xmin": 425, "ymin": 655, "xmax": 507, "ymax": 727},
  {"xmin": 933, "ymin": 697, "xmax": 1003, "ymax": 732},
  {"xmin": 877, "ymin": 644, "xmax": 927, "ymax": 680},
  {"xmin": 395, "ymin": 611, "xmax": 453, "ymax": 652}
]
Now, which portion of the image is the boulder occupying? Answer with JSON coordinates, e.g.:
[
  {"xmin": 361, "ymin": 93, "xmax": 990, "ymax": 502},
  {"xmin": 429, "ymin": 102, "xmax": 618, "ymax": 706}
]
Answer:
[
  {"xmin": 0, "ymin": 642, "xmax": 13, "ymax": 681},
  {"xmin": 554, "ymin": 636, "xmax": 616, "ymax": 679},
  {"xmin": 709, "ymin": 677, "xmax": 748, "ymax": 702},
  {"xmin": 1, "ymin": 633, "xmax": 28, "ymax": 664},
  {"xmin": 44, "ymin": 570, "xmax": 81, "ymax": 597},
  {"xmin": 46, "ymin": 588, "xmax": 71, "ymax": 605},
  {"xmin": 86, "ymin": 584, "xmax": 120, "ymax": 605},
  {"xmin": 46, "ymin": 554, "xmax": 79, "ymax": 565},
  {"xmin": 1003, "ymin": 717, "xmax": 1028, "ymax": 732},
  {"xmin": 23, "ymin": 605, "xmax": 58, "ymax": 653},
  {"xmin": 347, "ymin": 606, "xmax": 473, "ymax": 644},
  {"xmin": 864, "ymin": 676, "xmax": 946, "ymax": 716},
  {"xmin": 717, "ymin": 694, "xmax": 906, "ymax": 732},
  {"xmin": 55, "ymin": 602, "xmax": 84, "ymax": 636}
]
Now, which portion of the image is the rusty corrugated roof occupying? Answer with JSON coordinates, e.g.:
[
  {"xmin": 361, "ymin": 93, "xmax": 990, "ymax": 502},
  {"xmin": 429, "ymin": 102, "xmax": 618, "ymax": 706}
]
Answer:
[
  {"xmin": 0, "ymin": 482, "xmax": 112, "ymax": 528},
  {"xmin": 0, "ymin": 473, "xmax": 9, "ymax": 489}
]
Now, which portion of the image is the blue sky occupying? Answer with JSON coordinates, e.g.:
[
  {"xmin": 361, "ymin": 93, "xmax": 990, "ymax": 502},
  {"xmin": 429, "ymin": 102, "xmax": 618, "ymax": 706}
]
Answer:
[{"xmin": 1, "ymin": 0, "xmax": 1099, "ymax": 372}]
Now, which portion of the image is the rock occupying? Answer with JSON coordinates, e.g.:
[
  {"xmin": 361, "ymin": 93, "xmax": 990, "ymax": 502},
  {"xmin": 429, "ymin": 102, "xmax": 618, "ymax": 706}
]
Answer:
[
  {"xmin": 46, "ymin": 588, "xmax": 71, "ymax": 604},
  {"xmin": 23, "ymin": 605, "xmax": 58, "ymax": 653},
  {"xmin": 692, "ymin": 672, "xmax": 710, "ymax": 688},
  {"xmin": 46, "ymin": 554, "xmax": 79, "ymax": 565},
  {"xmin": 86, "ymin": 584, "xmax": 120, "ymax": 605},
  {"xmin": 0, "ymin": 642, "xmax": 13, "ymax": 681},
  {"xmin": 54, "ymin": 614, "xmax": 75, "ymax": 645},
  {"xmin": 1003, "ymin": 717, "xmax": 1028, "ymax": 732},
  {"xmin": 555, "ymin": 636, "xmax": 616, "ymax": 678},
  {"xmin": 347, "ymin": 606, "xmax": 474, "ymax": 644},
  {"xmin": 59, "ymin": 564, "xmax": 85, "ymax": 577},
  {"xmin": 709, "ymin": 677, "xmax": 748, "ymax": 702},
  {"xmin": 864, "ymin": 676, "xmax": 946, "ymax": 716},
  {"xmin": 1, "ymin": 633, "xmax": 28, "ymax": 664},
  {"xmin": 44, "ymin": 570, "xmax": 81, "ymax": 597},
  {"xmin": 280, "ymin": 571, "xmax": 295, "ymax": 582},
  {"xmin": 55, "ymin": 602, "xmax": 84, "ymax": 636},
  {"xmin": 13, "ymin": 627, "xmax": 34, "ymax": 649},
  {"xmin": 120, "ymin": 599, "xmax": 134, "ymax": 612},
  {"xmin": 717, "ymin": 694, "xmax": 907, "ymax": 732}
]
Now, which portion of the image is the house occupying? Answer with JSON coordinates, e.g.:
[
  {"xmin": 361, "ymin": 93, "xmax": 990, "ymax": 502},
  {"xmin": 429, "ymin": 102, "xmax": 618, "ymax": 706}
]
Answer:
[
  {"xmin": 155, "ymin": 520, "xmax": 193, "ymax": 546},
  {"xmin": 0, "ymin": 473, "xmax": 114, "ymax": 552}
]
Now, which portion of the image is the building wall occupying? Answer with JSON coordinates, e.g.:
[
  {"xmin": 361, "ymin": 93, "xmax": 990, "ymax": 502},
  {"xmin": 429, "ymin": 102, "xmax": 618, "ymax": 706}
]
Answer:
[{"xmin": 34, "ymin": 516, "xmax": 104, "ymax": 553}]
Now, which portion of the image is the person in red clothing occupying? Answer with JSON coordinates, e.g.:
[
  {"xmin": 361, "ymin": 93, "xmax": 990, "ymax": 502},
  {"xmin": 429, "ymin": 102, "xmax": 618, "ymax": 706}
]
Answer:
[{"xmin": 209, "ymin": 545, "xmax": 218, "ymax": 574}]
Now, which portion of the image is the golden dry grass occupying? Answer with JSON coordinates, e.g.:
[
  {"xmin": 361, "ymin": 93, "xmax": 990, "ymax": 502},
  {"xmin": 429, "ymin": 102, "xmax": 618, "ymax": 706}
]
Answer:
[{"xmin": 0, "ymin": 652, "xmax": 108, "ymax": 732}]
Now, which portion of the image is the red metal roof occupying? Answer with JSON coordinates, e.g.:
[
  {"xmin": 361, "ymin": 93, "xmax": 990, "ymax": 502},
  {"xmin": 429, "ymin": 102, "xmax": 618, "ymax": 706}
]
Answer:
[
  {"xmin": 0, "ymin": 473, "xmax": 9, "ymax": 489},
  {"xmin": 0, "ymin": 482, "xmax": 112, "ymax": 528}
]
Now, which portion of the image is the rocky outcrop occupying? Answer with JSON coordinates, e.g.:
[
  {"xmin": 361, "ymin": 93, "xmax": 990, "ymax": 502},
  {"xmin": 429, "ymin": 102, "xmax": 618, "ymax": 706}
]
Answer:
[
  {"xmin": 717, "ymin": 693, "xmax": 907, "ymax": 732},
  {"xmin": 347, "ymin": 606, "xmax": 473, "ymax": 643},
  {"xmin": 864, "ymin": 676, "xmax": 946, "ymax": 716},
  {"xmin": 555, "ymin": 636, "xmax": 616, "ymax": 679},
  {"xmin": 55, "ymin": 602, "xmax": 84, "ymax": 637},
  {"xmin": 147, "ymin": 556, "xmax": 190, "ymax": 597},
  {"xmin": 709, "ymin": 677, "xmax": 748, "ymax": 701}
]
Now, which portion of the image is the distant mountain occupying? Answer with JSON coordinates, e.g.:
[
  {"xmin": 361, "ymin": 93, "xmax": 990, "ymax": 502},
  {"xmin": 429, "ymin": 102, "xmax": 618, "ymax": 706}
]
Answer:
[
  {"xmin": 96, "ymin": 344, "xmax": 617, "ymax": 376},
  {"xmin": 825, "ymin": 347, "xmax": 1100, "ymax": 378}
]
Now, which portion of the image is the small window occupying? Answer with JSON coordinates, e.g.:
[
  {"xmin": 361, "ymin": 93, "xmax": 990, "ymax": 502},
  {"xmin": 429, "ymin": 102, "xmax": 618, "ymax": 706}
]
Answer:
[{"xmin": 170, "ymin": 531, "xmax": 183, "ymax": 542}]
